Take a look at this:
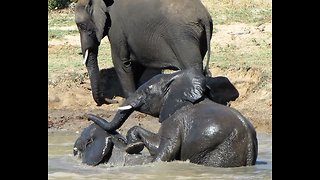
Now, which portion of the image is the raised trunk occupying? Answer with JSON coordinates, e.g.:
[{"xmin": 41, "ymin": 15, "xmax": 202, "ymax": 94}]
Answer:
[{"xmin": 87, "ymin": 108, "xmax": 134, "ymax": 132}]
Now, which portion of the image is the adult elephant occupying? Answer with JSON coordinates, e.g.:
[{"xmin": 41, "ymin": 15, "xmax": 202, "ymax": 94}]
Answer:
[
  {"xmin": 88, "ymin": 68, "xmax": 257, "ymax": 167},
  {"xmin": 75, "ymin": 0, "xmax": 213, "ymax": 106},
  {"xmin": 73, "ymin": 123, "xmax": 152, "ymax": 166}
]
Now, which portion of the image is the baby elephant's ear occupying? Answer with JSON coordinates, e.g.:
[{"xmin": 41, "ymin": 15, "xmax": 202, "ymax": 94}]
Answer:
[
  {"xmin": 174, "ymin": 72, "xmax": 206, "ymax": 103},
  {"xmin": 159, "ymin": 70, "xmax": 206, "ymax": 122},
  {"xmin": 205, "ymin": 76, "xmax": 239, "ymax": 105},
  {"xmin": 82, "ymin": 124, "xmax": 113, "ymax": 166}
]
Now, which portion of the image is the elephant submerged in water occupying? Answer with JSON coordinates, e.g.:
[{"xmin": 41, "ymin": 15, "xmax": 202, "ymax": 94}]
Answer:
[
  {"xmin": 88, "ymin": 68, "xmax": 257, "ymax": 167},
  {"xmin": 73, "ymin": 123, "xmax": 152, "ymax": 166},
  {"xmin": 75, "ymin": 0, "xmax": 213, "ymax": 105}
]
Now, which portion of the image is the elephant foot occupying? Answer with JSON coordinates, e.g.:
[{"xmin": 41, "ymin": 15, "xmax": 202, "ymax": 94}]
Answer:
[
  {"xmin": 125, "ymin": 141, "xmax": 145, "ymax": 154},
  {"xmin": 96, "ymin": 98, "xmax": 118, "ymax": 106},
  {"xmin": 104, "ymin": 98, "xmax": 118, "ymax": 104}
]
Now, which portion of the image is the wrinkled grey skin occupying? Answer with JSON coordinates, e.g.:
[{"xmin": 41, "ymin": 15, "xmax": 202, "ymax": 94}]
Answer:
[
  {"xmin": 75, "ymin": 0, "xmax": 213, "ymax": 106},
  {"xmin": 88, "ymin": 68, "xmax": 257, "ymax": 167},
  {"xmin": 73, "ymin": 123, "xmax": 152, "ymax": 166}
]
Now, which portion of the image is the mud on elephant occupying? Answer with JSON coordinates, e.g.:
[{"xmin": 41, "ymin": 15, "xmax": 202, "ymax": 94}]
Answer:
[
  {"xmin": 88, "ymin": 68, "xmax": 257, "ymax": 167},
  {"xmin": 75, "ymin": 0, "xmax": 213, "ymax": 105}
]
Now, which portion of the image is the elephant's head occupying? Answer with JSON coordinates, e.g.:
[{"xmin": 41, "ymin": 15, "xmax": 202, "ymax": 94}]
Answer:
[
  {"xmin": 118, "ymin": 68, "xmax": 239, "ymax": 122},
  {"xmin": 73, "ymin": 123, "xmax": 127, "ymax": 166},
  {"xmin": 75, "ymin": 0, "xmax": 114, "ymax": 105}
]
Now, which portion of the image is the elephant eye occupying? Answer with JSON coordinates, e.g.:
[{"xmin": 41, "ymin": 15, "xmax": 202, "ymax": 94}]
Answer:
[
  {"xmin": 123, "ymin": 61, "xmax": 131, "ymax": 67},
  {"xmin": 77, "ymin": 23, "xmax": 96, "ymax": 36},
  {"xmin": 78, "ymin": 23, "xmax": 87, "ymax": 31},
  {"xmin": 86, "ymin": 138, "xmax": 93, "ymax": 146}
]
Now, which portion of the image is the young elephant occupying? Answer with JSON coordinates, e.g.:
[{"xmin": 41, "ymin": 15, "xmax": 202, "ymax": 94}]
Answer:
[
  {"xmin": 88, "ymin": 68, "xmax": 257, "ymax": 167},
  {"xmin": 73, "ymin": 123, "xmax": 152, "ymax": 166},
  {"xmin": 88, "ymin": 68, "xmax": 239, "ymax": 131}
]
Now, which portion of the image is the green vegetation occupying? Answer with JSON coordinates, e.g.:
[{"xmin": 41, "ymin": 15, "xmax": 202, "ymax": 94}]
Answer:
[
  {"xmin": 202, "ymin": 0, "xmax": 272, "ymax": 25},
  {"xmin": 201, "ymin": 0, "xmax": 272, "ymax": 89},
  {"xmin": 48, "ymin": 46, "xmax": 81, "ymax": 75},
  {"xmin": 48, "ymin": 41, "xmax": 113, "ymax": 84},
  {"xmin": 48, "ymin": 0, "xmax": 70, "ymax": 11},
  {"xmin": 48, "ymin": 29, "xmax": 78, "ymax": 40},
  {"xmin": 217, "ymin": 8, "xmax": 271, "ymax": 25},
  {"xmin": 210, "ymin": 33, "xmax": 272, "ymax": 80},
  {"xmin": 48, "ymin": 9, "xmax": 75, "ymax": 27}
]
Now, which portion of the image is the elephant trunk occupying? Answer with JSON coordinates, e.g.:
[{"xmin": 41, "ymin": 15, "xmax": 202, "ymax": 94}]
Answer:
[
  {"xmin": 85, "ymin": 51, "xmax": 103, "ymax": 106},
  {"xmin": 88, "ymin": 108, "xmax": 134, "ymax": 132},
  {"xmin": 85, "ymin": 50, "xmax": 118, "ymax": 106}
]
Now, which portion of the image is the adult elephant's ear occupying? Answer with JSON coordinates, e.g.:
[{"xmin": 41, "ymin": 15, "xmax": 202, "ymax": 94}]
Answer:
[
  {"xmin": 159, "ymin": 69, "xmax": 206, "ymax": 122},
  {"xmin": 86, "ymin": 0, "xmax": 112, "ymax": 42}
]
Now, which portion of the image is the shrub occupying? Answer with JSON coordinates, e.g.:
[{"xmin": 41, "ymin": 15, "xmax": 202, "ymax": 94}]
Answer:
[{"xmin": 48, "ymin": 0, "xmax": 71, "ymax": 11}]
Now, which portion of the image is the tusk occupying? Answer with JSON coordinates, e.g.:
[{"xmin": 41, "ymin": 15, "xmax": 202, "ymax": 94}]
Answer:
[
  {"xmin": 82, "ymin": 49, "xmax": 89, "ymax": 65},
  {"xmin": 118, "ymin": 105, "xmax": 133, "ymax": 110},
  {"xmin": 73, "ymin": 147, "xmax": 78, "ymax": 151}
]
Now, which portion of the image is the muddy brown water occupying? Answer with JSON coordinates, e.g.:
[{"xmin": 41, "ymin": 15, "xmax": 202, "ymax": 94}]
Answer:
[{"xmin": 48, "ymin": 131, "xmax": 271, "ymax": 179}]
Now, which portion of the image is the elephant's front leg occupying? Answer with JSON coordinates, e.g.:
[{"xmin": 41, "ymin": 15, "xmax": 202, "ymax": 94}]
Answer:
[
  {"xmin": 152, "ymin": 120, "xmax": 182, "ymax": 162},
  {"xmin": 126, "ymin": 126, "xmax": 161, "ymax": 156},
  {"xmin": 112, "ymin": 43, "xmax": 136, "ymax": 98}
]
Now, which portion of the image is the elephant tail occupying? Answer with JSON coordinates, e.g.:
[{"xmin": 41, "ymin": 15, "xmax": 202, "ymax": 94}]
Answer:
[{"xmin": 204, "ymin": 18, "xmax": 213, "ymax": 77}]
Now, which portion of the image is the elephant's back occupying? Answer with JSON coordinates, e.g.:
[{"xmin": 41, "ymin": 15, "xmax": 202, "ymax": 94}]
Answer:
[
  {"xmin": 179, "ymin": 101, "xmax": 257, "ymax": 167},
  {"xmin": 109, "ymin": 0, "xmax": 211, "ymax": 69},
  {"xmin": 159, "ymin": 0, "xmax": 212, "ymax": 22},
  {"xmin": 109, "ymin": 0, "xmax": 184, "ymax": 69},
  {"xmin": 112, "ymin": 0, "xmax": 211, "ymax": 32},
  {"xmin": 189, "ymin": 101, "xmax": 246, "ymax": 130},
  {"xmin": 180, "ymin": 102, "xmax": 245, "ymax": 146}
]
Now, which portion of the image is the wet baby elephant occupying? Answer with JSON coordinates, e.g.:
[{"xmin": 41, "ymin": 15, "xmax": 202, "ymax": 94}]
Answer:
[
  {"xmin": 89, "ymin": 68, "xmax": 258, "ymax": 167},
  {"xmin": 73, "ymin": 123, "xmax": 152, "ymax": 166}
]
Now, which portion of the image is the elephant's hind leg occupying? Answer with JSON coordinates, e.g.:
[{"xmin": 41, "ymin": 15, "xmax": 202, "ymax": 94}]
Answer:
[
  {"xmin": 197, "ymin": 129, "xmax": 246, "ymax": 167},
  {"xmin": 167, "ymin": 36, "xmax": 204, "ymax": 72}
]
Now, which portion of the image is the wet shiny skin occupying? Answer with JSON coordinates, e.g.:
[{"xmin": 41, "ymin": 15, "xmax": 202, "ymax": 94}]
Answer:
[{"xmin": 130, "ymin": 99, "xmax": 257, "ymax": 167}]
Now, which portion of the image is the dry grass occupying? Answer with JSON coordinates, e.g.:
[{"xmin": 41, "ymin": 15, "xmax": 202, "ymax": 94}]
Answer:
[{"xmin": 202, "ymin": 0, "xmax": 272, "ymax": 25}]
